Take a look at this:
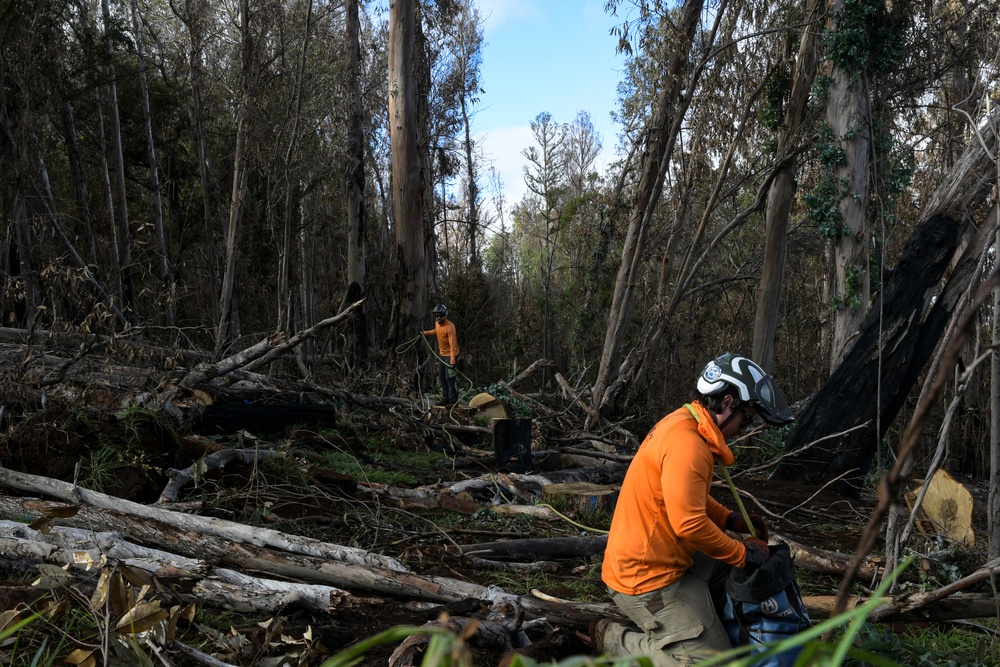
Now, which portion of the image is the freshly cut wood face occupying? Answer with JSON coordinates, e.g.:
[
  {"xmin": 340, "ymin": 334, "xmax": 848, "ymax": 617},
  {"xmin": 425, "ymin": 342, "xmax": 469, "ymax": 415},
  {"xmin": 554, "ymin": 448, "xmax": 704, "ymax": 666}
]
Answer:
[
  {"xmin": 906, "ymin": 469, "xmax": 975, "ymax": 546},
  {"xmin": 468, "ymin": 392, "xmax": 508, "ymax": 419}
]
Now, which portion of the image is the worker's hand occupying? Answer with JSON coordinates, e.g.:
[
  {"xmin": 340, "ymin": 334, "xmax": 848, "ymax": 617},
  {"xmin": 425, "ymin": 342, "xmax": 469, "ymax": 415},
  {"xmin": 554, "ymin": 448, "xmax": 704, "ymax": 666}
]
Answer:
[
  {"xmin": 727, "ymin": 511, "xmax": 769, "ymax": 541},
  {"xmin": 742, "ymin": 538, "xmax": 770, "ymax": 571},
  {"xmin": 447, "ymin": 366, "xmax": 457, "ymax": 378}
]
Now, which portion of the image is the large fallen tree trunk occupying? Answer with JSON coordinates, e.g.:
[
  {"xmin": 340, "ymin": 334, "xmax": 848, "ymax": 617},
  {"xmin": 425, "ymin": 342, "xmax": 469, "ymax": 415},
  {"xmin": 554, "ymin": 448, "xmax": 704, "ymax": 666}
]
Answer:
[
  {"xmin": 0, "ymin": 469, "xmax": 405, "ymax": 570},
  {"xmin": 0, "ymin": 520, "xmax": 350, "ymax": 614},
  {"xmin": 3, "ymin": 511, "xmax": 994, "ymax": 628}
]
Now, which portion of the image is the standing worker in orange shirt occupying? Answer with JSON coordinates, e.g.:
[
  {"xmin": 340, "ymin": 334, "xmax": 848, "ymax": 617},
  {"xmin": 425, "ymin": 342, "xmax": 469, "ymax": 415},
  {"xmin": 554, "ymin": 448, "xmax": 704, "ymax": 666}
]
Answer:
[
  {"xmin": 595, "ymin": 353, "xmax": 795, "ymax": 666},
  {"xmin": 423, "ymin": 304, "xmax": 460, "ymax": 405}
]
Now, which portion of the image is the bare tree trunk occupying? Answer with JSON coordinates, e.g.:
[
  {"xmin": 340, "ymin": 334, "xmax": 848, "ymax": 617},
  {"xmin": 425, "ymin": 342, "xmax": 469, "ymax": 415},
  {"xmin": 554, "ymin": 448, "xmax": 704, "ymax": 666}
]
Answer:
[
  {"xmin": 991, "ymin": 191, "xmax": 1000, "ymax": 561},
  {"xmin": 826, "ymin": 3, "xmax": 872, "ymax": 369},
  {"xmin": 277, "ymin": 0, "xmax": 313, "ymax": 335},
  {"xmin": 173, "ymin": 0, "xmax": 221, "ymax": 326},
  {"xmin": 589, "ymin": 0, "xmax": 705, "ymax": 421},
  {"xmin": 461, "ymin": 93, "xmax": 478, "ymax": 267},
  {"xmin": 388, "ymin": 0, "xmax": 427, "ymax": 347},
  {"xmin": 341, "ymin": 0, "xmax": 368, "ymax": 359},
  {"xmin": 751, "ymin": 0, "xmax": 823, "ymax": 372},
  {"xmin": 94, "ymin": 85, "xmax": 121, "ymax": 300},
  {"xmin": 131, "ymin": 0, "xmax": 174, "ymax": 332},
  {"xmin": 102, "ymin": 0, "xmax": 135, "ymax": 317},
  {"xmin": 216, "ymin": 0, "xmax": 254, "ymax": 356}
]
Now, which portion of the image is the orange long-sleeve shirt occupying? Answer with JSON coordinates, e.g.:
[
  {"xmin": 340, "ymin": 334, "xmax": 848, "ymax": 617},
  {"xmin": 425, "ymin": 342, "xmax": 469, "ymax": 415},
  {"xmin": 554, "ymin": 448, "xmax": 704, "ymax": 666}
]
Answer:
[
  {"xmin": 602, "ymin": 401, "xmax": 748, "ymax": 596},
  {"xmin": 423, "ymin": 318, "xmax": 459, "ymax": 364}
]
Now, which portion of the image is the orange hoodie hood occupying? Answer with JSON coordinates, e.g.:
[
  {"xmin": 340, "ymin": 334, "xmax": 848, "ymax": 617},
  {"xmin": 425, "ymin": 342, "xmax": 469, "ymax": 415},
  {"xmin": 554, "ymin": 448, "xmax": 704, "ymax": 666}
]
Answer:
[{"xmin": 684, "ymin": 401, "xmax": 736, "ymax": 466}]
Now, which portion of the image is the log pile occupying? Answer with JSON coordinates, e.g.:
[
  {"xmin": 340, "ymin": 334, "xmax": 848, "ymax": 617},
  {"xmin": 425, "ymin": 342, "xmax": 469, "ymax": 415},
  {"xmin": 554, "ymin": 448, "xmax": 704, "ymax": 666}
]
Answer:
[{"xmin": 1, "ymin": 323, "xmax": 997, "ymax": 665}]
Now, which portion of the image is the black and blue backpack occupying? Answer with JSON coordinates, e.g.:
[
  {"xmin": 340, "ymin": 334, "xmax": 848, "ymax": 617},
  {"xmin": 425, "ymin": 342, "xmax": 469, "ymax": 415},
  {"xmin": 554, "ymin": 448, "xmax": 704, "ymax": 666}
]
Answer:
[{"xmin": 722, "ymin": 542, "xmax": 811, "ymax": 666}]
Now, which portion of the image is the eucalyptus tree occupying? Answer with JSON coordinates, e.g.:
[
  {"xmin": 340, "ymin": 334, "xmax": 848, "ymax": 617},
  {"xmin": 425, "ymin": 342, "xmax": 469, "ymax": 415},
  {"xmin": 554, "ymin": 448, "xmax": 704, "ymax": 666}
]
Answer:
[
  {"xmin": 563, "ymin": 111, "xmax": 601, "ymax": 200},
  {"xmin": 343, "ymin": 0, "xmax": 369, "ymax": 358},
  {"xmin": 168, "ymin": 0, "xmax": 223, "ymax": 327},
  {"xmin": 388, "ymin": 0, "xmax": 428, "ymax": 344},
  {"xmin": 751, "ymin": 0, "xmax": 824, "ymax": 373},
  {"xmin": 214, "ymin": 0, "xmax": 256, "ymax": 356},
  {"xmin": 1, "ymin": 0, "xmax": 51, "ymax": 329},
  {"xmin": 100, "ymin": 0, "xmax": 136, "ymax": 317},
  {"xmin": 452, "ymin": 0, "xmax": 484, "ymax": 267},
  {"xmin": 776, "ymin": 0, "xmax": 1000, "ymax": 486},
  {"xmin": 589, "ymin": 0, "xmax": 713, "ymax": 420}
]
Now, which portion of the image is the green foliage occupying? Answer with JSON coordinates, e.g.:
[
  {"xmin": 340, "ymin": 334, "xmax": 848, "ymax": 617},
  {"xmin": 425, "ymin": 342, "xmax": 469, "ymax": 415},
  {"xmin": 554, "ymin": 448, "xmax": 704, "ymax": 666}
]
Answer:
[
  {"xmin": 317, "ymin": 443, "xmax": 447, "ymax": 486},
  {"xmin": 831, "ymin": 264, "xmax": 866, "ymax": 311},
  {"xmin": 83, "ymin": 442, "xmax": 126, "ymax": 493},
  {"xmin": 803, "ymin": 124, "xmax": 850, "ymax": 239},
  {"xmin": 825, "ymin": 0, "xmax": 904, "ymax": 77},
  {"xmin": 804, "ymin": 173, "xmax": 847, "ymax": 239},
  {"xmin": 760, "ymin": 65, "xmax": 791, "ymax": 131},
  {"xmin": 743, "ymin": 423, "xmax": 794, "ymax": 471},
  {"xmin": 815, "ymin": 123, "xmax": 847, "ymax": 168},
  {"xmin": 854, "ymin": 623, "xmax": 997, "ymax": 667},
  {"xmin": 810, "ymin": 73, "xmax": 835, "ymax": 105}
]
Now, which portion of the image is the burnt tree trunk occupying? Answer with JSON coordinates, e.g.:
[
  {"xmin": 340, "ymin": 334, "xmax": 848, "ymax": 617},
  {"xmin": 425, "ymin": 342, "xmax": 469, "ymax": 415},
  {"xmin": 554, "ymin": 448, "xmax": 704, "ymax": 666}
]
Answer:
[{"xmin": 776, "ymin": 109, "xmax": 1000, "ymax": 486}]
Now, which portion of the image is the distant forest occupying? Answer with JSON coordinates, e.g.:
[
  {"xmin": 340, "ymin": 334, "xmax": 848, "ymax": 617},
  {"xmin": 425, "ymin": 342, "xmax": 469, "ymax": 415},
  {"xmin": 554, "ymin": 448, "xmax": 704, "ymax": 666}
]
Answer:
[{"xmin": 3, "ymin": 0, "xmax": 1000, "ymax": 487}]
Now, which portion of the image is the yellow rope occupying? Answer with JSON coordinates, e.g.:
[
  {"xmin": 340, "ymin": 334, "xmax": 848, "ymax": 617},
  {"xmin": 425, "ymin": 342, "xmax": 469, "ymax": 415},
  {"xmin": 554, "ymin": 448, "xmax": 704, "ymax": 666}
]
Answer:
[
  {"xmin": 719, "ymin": 463, "xmax": 757, "ymax": 539},
  {"xmin": 683, "ymin": 403, "xmax": 757, "ymax": 539},
  {"xmin": 536, "ymin": 503, "xmax": 610, "ymax": 535}
]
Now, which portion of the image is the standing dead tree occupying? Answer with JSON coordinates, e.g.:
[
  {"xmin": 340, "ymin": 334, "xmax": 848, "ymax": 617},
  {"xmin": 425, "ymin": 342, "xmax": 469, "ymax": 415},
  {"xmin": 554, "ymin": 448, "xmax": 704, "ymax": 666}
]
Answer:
[{"xmin": 776, "ymin": 106, "xmax": 1000, "ymax": 486}]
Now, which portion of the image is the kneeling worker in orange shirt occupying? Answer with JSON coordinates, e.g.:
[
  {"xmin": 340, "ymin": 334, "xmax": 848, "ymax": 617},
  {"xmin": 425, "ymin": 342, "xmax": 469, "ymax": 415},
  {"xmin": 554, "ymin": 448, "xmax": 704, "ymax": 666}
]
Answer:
[{"xmin": 596, "ymin": 353, "xmax": 794, "ymax": 666}]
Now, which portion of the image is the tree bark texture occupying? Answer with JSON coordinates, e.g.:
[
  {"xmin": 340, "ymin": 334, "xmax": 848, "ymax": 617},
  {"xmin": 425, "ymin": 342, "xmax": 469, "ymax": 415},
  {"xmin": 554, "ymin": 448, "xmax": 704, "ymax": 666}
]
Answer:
[
  {"xmin": 131, "ymin": 0, "xmax": 173, "ymax": 331},
  {"xmin": 343, "ymin": 0, "xmax": 369, "ymax": 359},
  {"xmin": 102, "ymin": 0, "xmax": 135, "ymax": 315},
  {"xmin": 826, "ymin": 1, "xmax": 872, "ymax": 369},
  {"xmin": 389, "ymin": 0, "xmax": 427, "ymax": 346}
]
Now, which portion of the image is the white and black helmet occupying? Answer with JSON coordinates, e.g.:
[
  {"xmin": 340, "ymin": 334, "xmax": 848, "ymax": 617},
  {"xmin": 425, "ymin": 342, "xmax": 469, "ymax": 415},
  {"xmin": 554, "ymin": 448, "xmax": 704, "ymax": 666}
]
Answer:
[
  {"xmin": 697, "ymin": 353, "xmax": 794, "ymax": 426},
  {"xmin": 432, "ymin": 303, "xmax": 448, "ymax": 316}
]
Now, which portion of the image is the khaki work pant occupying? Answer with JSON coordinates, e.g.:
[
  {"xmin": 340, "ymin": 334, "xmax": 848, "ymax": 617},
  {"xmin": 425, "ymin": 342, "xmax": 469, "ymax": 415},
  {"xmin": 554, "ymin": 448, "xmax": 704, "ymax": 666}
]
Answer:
[{"xmin": 603, "ymin": 559, "xmax": 732, "ymax": 666}]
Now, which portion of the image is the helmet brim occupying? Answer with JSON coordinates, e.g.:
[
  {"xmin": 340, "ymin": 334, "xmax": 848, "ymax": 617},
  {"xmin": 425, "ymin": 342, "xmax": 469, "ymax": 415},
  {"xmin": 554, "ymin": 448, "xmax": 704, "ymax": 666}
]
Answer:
[{"xmin": 754, "ymin": 375, "xmax": 794, "ymax": 425}]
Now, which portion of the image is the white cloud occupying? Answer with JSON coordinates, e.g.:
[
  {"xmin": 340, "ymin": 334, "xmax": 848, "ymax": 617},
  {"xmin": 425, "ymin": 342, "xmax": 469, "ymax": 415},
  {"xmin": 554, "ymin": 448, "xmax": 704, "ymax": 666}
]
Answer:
[
  {"xmin": 475, "ymin": 0, "xmax": 541, "ymax": 35},
  {"xmin": 477, "ymin": 124, "xmax": 535, "ymax": 214}
]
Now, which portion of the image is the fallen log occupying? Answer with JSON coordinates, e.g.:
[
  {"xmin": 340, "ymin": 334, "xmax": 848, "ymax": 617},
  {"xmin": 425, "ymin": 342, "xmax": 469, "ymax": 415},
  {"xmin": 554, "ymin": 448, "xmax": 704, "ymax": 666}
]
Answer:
[
  {"xmin": 192, "ymin": 568, "xmax": 350, "ymax": 614},
  {"xmin": 176, "ymin": 299, "xmax": 364, "ymax": 388},
  {"xmin": 0, "ymin": 520, "xmax": 350, "ymax": 614},
  {"xmin": 0, "ymin": 470, "xmax": 405, "ymax": 571},
  {"xmin": 506, "ymin": 359, "xmax": 555, "ymax": 391},
  {"xmin": 804, "ymin": 593, "xmax": 1000, "ymax": 622},
  {"xmin": 157, "ymin": 448, "xmax": 287, "ymax": 504},
  {"xmin": 458, "ymin": 535, "xmax": 608, "ymax": 561},
  {"xmin": 775, "ymin": 532, "xmax": 883, "ymax": 583}
]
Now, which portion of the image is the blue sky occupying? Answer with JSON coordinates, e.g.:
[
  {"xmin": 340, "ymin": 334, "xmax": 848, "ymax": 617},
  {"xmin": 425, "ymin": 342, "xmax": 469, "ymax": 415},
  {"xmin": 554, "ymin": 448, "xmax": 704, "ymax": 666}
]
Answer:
[{"xmin": 474, "ymin": 0, "xmax": 628, "ymax": 214}]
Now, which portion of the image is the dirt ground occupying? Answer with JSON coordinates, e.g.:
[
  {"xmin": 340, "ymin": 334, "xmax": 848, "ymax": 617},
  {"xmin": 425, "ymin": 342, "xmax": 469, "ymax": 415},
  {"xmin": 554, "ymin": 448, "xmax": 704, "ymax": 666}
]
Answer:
[{"xmin": 0, "ymin": 405, "xmax": 988, "ymax": 665}]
